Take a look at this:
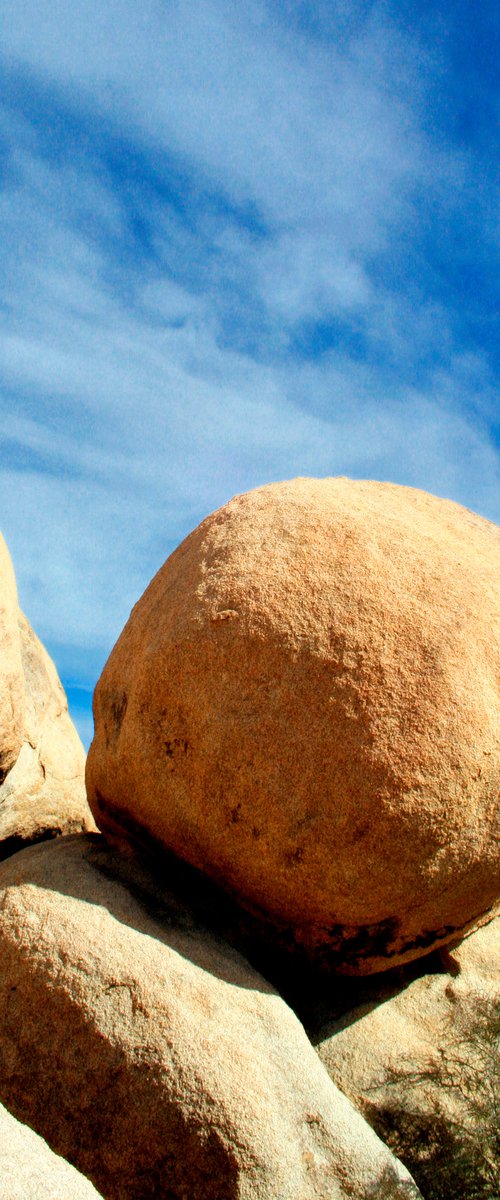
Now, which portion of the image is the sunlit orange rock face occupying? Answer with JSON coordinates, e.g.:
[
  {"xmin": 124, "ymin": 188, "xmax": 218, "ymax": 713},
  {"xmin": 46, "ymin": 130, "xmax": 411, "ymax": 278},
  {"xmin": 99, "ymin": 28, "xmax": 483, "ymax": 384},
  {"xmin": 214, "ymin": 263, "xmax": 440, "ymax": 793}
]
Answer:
[
  {"xmin": 0, "ymin": 533, "xmax": 95, "ymax": 857},
  {"xmin": 0, "ymin": 533, "xmax": 25, "ymax": 783},
  {"xmin": 86, "ymin": 477, "xmax": 500, "ymax": 974}
]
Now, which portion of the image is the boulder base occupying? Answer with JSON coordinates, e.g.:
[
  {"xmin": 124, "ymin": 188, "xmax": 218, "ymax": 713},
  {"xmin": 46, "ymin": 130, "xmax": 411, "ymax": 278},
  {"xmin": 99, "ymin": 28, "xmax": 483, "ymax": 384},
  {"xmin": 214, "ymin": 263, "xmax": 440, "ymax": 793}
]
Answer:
[{"xmin": 0, "ymin": 835, "xmax": 421, "ymax": 1200}]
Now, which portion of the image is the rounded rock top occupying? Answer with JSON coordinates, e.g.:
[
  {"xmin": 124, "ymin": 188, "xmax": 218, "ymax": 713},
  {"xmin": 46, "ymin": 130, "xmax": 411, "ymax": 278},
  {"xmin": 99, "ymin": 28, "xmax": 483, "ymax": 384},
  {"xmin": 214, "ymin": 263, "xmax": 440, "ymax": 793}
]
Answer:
[{"xmin": 86, "ymin": 477, "xmax": 500, "ymax": 973}]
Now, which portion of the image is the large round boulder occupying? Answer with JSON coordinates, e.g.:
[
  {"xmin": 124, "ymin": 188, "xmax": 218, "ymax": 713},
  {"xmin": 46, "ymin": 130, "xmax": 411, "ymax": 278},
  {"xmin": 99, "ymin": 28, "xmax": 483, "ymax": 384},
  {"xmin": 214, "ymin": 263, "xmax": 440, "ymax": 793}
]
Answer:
[{"xmin": 86, "ymin": 478, "xmax": 500, "ymax": 973}]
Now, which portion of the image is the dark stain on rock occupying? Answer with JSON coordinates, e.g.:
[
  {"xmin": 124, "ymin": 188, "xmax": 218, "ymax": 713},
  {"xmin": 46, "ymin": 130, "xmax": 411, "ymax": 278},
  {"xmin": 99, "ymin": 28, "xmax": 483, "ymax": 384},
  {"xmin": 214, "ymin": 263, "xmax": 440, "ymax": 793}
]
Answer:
[
  {"xmin": 350, "ymin": 820, "xmax": 371, "ymax": 844},
  {"xmin": 314, "ymin": 917, "xmax": 464, "ymax": 973},
  {"xmin": 104, "ymin": 690, "xmax": 128, "ymax": 748},
  {"xmin": 165, "ymin": 739, "xmax": 189, "ymax": 759},
  {"xmin": 402, "ymin": 923, "xmax": 460, "ymax": 955},
  {"xmin": 324, "ymin": 916, "xmax": 401, "ymax": 966},
  {"xmin": 285, "ymin": 845, "xmax": 305, "ymax": 866}
]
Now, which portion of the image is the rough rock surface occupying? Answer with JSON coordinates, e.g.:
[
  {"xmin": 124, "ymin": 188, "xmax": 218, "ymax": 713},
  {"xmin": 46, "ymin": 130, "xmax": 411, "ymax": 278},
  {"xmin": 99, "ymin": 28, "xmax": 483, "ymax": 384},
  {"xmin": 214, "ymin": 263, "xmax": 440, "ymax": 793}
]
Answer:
[
  {"xmin": 0, "ymin": 835, "xmax": 422, "ymax": 1200},
  {"xmin": 0, "ymin": 1101, "xmax": 103, "ymax": 1199},
  {"xmin": 86, "ymin": 476, "xmax": 500, "ymax": 973},
  {"xmin": 316, "ymin": 918, "xmax": 500, "ymax": 1199},
  {"xmin": 0, "ymin": 612, "xmax": 95, "ymax": 857},
  {"xmin": 0, "ymin": 534, "xmax": 25, "ymax": 783}
]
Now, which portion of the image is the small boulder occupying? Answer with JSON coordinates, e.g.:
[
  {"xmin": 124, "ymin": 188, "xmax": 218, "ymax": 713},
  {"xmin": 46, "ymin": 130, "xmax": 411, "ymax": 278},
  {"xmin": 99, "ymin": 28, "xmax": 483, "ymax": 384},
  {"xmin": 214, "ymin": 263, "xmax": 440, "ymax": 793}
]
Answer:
[
  {"xmin": 0, "ymin": 612, "xmax": 95, "ymax": 857},
  {"xmin": 0, "ymin": 534, "xmax": 25, "ymax": 783},
  {"xmin": 86, "ymin": 477, "xmax": 500, "ymax": 973},
  {"xmin": 0, "ymin": 834, "xmax": 421, "ymax": 1200},
  {"xmin": 315, "ymin": 918, "xmax": 500, "ymax": 1199}
]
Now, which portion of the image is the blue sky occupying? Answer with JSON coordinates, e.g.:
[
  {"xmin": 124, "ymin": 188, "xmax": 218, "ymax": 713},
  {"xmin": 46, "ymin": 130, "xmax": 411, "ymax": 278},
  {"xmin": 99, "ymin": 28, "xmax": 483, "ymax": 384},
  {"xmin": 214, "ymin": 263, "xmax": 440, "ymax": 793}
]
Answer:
[{"xmin": 1, "ymin": 0, "xmax": 498, "ymax": 749}]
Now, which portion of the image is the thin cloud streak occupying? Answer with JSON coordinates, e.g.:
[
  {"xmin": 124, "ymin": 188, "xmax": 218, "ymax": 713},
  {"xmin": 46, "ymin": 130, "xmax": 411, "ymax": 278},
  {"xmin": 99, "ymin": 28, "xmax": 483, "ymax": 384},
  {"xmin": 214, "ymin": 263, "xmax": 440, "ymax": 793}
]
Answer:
[{"xmin": 0, "ymin": 1, "xmax": 498, "ymax": 745}]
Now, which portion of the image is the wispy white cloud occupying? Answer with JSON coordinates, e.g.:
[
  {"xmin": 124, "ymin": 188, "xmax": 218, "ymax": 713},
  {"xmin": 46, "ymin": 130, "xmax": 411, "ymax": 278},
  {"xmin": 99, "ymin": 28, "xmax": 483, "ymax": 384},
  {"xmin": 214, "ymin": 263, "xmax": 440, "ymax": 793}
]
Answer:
[{"xmin": 0, "ymin": 1, "xmax": 498, "ymax": 749}]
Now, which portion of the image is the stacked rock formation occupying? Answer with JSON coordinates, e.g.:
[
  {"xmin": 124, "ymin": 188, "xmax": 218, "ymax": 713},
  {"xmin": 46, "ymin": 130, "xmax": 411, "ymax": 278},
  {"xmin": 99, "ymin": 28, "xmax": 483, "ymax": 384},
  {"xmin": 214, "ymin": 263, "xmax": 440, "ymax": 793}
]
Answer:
[
  {"xmin": 0, "ymin": 534, "xmax": 95, "ymax": 859},
  {"xmin": 87, "ymin": 477, "xmax": 500, "ymax": 973},
  {"xmin": 1, "ymin": 477, "xmax": 499, "ymax": 1200}
]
